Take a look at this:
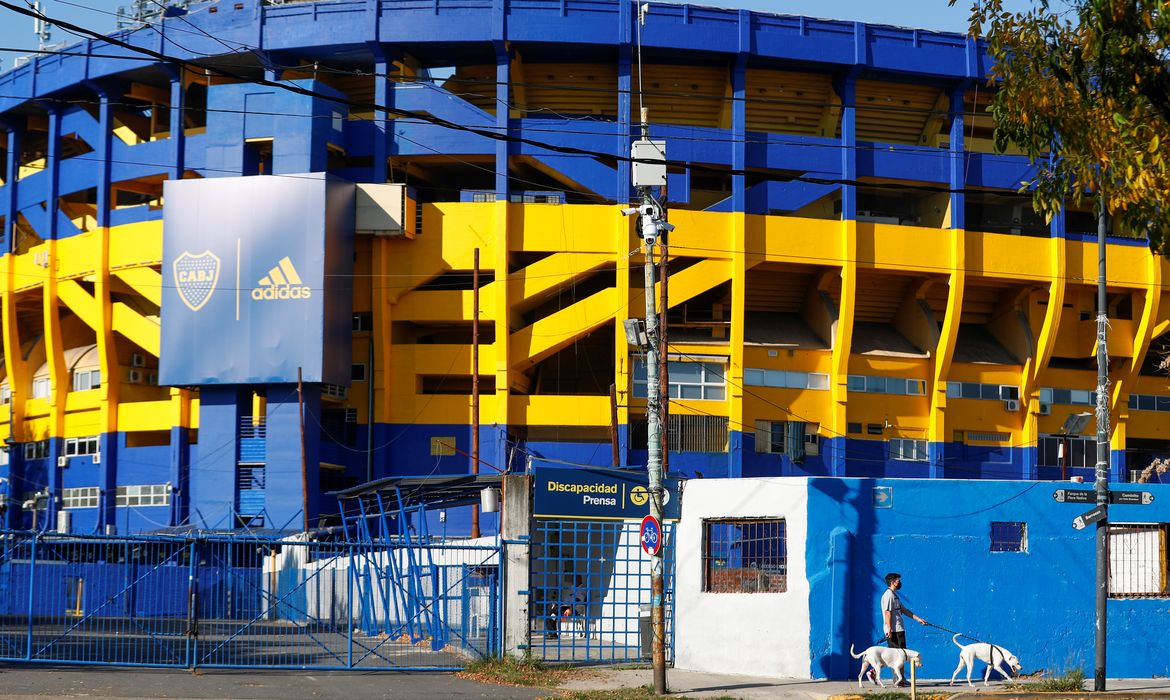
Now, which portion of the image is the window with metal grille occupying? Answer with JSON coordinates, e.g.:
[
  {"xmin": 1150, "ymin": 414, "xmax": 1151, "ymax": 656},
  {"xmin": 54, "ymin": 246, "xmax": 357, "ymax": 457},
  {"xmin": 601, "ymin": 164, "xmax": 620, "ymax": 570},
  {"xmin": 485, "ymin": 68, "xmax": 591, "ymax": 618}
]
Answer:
[
  {"xmin": 703, "ymin": 518, "xmax": 786, "ymax": 593},
  {"xmin": 632, "ymin": 414, "xmax": 729, "ymax": 453},
  {"xmin": 990, "ymin": 521, "xmax": 1027, "ymax": 552},
  {"xmin": 1109, "ymin": 524, "xmax": 1170, "ymax": 598}
]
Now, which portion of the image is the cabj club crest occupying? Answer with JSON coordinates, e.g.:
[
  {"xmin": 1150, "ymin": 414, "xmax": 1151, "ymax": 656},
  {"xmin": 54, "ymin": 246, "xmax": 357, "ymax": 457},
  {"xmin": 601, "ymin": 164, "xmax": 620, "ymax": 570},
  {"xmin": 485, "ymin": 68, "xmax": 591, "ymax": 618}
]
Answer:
[{"xmin": 173, "ymin": 250, "xmax": 221, "ymax": 311}]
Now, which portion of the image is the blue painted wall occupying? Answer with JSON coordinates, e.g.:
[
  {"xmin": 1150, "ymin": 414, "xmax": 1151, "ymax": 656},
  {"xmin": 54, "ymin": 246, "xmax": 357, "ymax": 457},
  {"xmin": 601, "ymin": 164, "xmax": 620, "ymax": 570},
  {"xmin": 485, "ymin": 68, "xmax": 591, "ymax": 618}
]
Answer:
[{"xmin": 805, "ymin": 478, "xmax": 1170, "ymax": 679}]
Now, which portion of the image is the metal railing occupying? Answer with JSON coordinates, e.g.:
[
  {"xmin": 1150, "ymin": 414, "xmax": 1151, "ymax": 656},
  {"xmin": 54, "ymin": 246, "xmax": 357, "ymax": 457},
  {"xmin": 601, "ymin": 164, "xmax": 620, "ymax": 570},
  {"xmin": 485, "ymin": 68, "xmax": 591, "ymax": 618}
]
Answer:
[{"xmin": 0, "ymin": 531, "xmax": 499, "ymax": 669}]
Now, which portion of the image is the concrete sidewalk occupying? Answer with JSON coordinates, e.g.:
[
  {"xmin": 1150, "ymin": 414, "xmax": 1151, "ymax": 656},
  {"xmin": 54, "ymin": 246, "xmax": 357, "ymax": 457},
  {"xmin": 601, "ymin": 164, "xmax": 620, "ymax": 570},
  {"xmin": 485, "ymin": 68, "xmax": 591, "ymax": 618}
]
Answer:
[{"xmin": 560, "ymin": 667, "xmax": 1170, "ymax": 699}]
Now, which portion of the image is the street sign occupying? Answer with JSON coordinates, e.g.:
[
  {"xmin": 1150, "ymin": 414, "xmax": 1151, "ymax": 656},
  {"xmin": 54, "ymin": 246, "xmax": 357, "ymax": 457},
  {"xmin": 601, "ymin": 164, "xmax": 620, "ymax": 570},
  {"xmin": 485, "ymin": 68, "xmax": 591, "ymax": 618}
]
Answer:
[
  {"xmin": 1072, "ymin": 504, "xmax": 1107, "ymax": 530},
  {"xmin": 1110, "ymin": 491, "xmax": 1155, "ymax": 506},
  {"xmin": 873, "ymin": 486, "xmax": 893, "ymax": 509},
  {"xmin": 1053, "ymin": 488, "xmax": 1096, "ymax": 504},
  {"xmin": 640, "ymin": 514, "xmax": 662, "ymax": 557}
]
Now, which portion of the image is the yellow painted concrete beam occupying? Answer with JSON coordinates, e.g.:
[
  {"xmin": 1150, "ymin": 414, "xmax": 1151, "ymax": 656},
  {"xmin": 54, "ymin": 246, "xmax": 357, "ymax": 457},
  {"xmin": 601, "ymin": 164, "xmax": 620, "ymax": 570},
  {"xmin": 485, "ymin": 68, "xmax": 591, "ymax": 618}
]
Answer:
[
  {"xmin": 112, "ymin": 267, "xmax": 163, "ymax": 307},
  {"xmin": 111, "ymin": 302, "xmax": 160, "ymax": 357},
  {"xmin": 510, "ymin": 287, "xmax": 618, "ymax": 371},
  {"xmin": 928, "ymin": 228, "xmax": 965, "ymax": 445}
]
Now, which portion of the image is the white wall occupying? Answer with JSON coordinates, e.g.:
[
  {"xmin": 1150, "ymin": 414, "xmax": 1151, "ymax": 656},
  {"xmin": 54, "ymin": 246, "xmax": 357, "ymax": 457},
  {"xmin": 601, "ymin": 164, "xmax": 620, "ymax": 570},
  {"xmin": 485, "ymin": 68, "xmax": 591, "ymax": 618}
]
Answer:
[{"xmin": 674, "ymin": 477, "xmax": 810, "ymax": 678}]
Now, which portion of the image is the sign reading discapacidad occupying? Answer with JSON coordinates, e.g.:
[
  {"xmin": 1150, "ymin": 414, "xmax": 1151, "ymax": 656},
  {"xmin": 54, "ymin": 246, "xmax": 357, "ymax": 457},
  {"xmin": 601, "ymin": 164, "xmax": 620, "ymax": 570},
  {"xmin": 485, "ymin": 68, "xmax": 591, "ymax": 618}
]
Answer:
[{"xmin": 533, "ymin": 466, "xmax": 681, "ymax": 520}]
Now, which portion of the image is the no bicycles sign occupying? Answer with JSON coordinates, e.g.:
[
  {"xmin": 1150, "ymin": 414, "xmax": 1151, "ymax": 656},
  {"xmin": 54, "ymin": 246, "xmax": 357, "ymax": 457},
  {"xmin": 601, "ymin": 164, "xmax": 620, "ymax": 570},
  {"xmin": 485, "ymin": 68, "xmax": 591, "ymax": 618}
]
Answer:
[{"xmin": 640, "ymin": 514, "xmax": 662, "ymax": 557}]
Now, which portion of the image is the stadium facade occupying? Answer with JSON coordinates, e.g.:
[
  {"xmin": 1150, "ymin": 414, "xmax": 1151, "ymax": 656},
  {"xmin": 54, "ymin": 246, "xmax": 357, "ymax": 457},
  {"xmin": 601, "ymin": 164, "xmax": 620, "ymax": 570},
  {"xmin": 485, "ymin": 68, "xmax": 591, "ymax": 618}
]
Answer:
[{"xmin": 0, "ymin": 0, "xmax": 1166, "ymax": 535}]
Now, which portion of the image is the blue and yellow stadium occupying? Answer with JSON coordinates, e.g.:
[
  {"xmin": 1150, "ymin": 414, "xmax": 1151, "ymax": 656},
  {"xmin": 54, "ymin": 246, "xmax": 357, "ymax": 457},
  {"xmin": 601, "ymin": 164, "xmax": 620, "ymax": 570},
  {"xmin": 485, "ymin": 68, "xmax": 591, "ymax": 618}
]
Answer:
[{"xmin": 0, "ymin": 0, "xmax": 1164, "ymax": 535}]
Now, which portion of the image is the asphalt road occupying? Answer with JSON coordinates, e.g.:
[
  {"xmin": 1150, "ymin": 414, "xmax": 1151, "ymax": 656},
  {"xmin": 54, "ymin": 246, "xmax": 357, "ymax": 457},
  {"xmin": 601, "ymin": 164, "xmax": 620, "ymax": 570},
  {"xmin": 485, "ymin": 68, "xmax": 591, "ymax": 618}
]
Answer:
[{"xmin": 0, "ymin": 665, "xmax": 549, "ymax": 699}]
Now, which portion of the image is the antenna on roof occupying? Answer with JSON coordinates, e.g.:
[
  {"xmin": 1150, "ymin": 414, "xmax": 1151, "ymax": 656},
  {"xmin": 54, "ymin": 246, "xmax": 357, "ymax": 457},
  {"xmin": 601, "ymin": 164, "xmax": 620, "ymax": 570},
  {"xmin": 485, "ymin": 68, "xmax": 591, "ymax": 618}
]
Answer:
[{"xmin": 32, "ymin": 1, "xmax": 51, "ymax": 51}]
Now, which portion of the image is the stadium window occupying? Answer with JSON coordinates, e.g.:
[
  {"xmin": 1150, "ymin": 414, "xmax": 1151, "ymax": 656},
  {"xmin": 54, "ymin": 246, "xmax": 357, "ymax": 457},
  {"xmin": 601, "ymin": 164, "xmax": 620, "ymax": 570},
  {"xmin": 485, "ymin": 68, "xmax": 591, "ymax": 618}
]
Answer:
[
  {"xmin": 32, "ymin": 378, "xmax": 50, "ymax": 399},
  {"xmin": 23, "ymin": 440, "xmax": 49, "ymax": 460},
  {"xmin": 990, "ymin": 521, "xmax": 1027, "ymax": 552},
  {"xmin": 754, "ymin": 420, "xmax": 819, "ymax": 460},
  {"xmin": 351, "ymin": 363, "xmax": 367, "ymax": 382},
  {"xmin": 703, "ymin": 518, "xmax": 787, "ymax": 593},
  {"xmin": 890, "ymin": 438, "xmax": 928, "ymax": 461},
  {"xmin": 62, "ymin": 486, "xmax": 100, "ymax": 509},
  {"xmin": 1108, "ymin": 524, "xmax": 1170, "ymax": 598},
  {"xmin": 633, "ymin": 358, "xmax": 726, "ymax": 401},
  {"xmin": 71, "ymin": 369, "xmax": 101, "ymax": 392},
  {"xmin": 64, "ymin": 436, "xmax": 100, "ymax": 457},
  {"xmin": 115, "ymin": 484, "xmax": 171, "ymax": 507}
]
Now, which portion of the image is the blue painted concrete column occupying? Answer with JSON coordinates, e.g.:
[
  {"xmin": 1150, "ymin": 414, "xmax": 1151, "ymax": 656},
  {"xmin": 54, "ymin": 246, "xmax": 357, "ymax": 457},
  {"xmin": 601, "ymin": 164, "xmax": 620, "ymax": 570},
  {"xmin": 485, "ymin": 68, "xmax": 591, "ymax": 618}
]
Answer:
[
  {"xmin": 265, "ymin": 384, "xmax": 321, "ymax": 532},
  {"xmin": 166, "ymin": 66, "xmax": 186, "ymax": 181},
  {"xmin": 44, "ymin": 106, "xmax": 60, "ymax": 240},
  {"xmin": 617, "ymin": 43, "xmax": 632, "ymax": 204},
  {"xmin": 947, "ymin": 85, "xmax": 967, "ymax": 232},
  {"xmin": 371, "ymin": 43, "xmax": 391, "ymax": 183},
  {"xmin": 191, "ymin": 386, "xmax": 247, "ymax": 530},
  {"xmin": 493, "ymin": 41, "xmax": 510, "ymax": 200},
  {"xmin": 170, "ymin": 424, "xmax": 190, "ymax": 527},
  {"xmin": 1, "ymin": 123, "xmax": 16, "ymax": 252},
  {"xmin": 731, "ymin": 53, "xmax": 746, "ymax": 212},
  {"xmin": 836, "ymin": 72, "xmax": 857, "ymax": 222}
]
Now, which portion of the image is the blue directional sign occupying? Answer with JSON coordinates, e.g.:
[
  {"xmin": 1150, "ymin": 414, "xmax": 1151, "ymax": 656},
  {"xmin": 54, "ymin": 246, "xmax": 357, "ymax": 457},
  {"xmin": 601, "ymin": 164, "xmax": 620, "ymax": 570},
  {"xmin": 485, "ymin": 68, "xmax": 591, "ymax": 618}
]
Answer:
[
  {"xmin": 640, "ymin": 514, "xmax": 662, "ymax": 557},
  {"xmin": 873, "ymin": 486, "xmax": 893, "ymax": 509}
]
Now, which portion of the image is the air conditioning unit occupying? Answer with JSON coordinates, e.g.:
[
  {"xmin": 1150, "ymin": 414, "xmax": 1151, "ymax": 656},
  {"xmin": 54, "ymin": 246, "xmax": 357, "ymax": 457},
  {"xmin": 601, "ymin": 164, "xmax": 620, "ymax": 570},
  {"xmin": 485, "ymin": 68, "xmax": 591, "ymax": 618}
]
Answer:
[
  {"xmin": 1039, "ymin": 403, "xmax": 1052, "ymax": 416},
  {"xmin": 92, "ymin": 452, "xmax": 101, "ymax": 464},
  {"xmin": 131, "ymin": 353, "xmax": 146, "ymax": 367},
  {"xmin": 57, "ymin": 455, "xmax": 69, "ymax": 468},
  {"xmin": 1004, "ymin": 399, "xmax": 1021, "ymax": 412},
  {"xmin": 128, "ymin": 369, "xmax": 143, "ymax": 384},
  {"xmin": 56, "ymin": 509, "xmax": 72, "ymax": 534}
]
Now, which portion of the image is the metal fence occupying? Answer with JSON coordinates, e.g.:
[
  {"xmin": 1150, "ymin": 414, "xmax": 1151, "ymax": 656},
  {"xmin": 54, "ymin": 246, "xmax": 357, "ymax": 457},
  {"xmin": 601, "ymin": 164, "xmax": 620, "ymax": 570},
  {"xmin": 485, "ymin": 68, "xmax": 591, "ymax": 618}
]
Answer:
[
  {"xmin": 528, "ymin": 518, "xmax": 674, "ymax": 663},
  {"xmin": 0, "ymin": 531, "xmax": 500, "ymax": 670}
]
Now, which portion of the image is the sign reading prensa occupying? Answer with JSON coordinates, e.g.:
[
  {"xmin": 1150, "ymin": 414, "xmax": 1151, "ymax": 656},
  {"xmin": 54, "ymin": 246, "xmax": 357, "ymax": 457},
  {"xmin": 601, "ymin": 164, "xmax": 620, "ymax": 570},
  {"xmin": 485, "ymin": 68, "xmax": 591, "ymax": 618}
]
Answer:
[
  {"xmin": 534, "ymin": 466, "xmax": 681, "ymax": 520},
  {"xmin": 640, "ymin": 514, "xmax": 662, "ymax": 557}
]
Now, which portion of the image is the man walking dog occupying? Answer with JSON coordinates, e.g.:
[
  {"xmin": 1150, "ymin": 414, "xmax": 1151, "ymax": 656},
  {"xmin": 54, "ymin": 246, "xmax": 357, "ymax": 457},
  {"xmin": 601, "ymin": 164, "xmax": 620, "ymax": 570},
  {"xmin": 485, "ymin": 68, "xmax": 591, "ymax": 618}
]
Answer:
[{"xmin": 881, "ymin": 572, "xmax": 928, "ymax": 686}]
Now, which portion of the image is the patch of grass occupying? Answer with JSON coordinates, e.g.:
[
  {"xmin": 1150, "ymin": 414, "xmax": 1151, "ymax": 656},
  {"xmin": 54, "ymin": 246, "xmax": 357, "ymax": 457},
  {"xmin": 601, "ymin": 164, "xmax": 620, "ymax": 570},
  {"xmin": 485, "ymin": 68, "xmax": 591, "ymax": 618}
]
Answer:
[
  {"xmin": 1008, "ymin": 668, "xmax": 1086, "ymax": 692},
  {"xmin": 457, "ymin": 655, "xmax": 581, "ymax": 688}
]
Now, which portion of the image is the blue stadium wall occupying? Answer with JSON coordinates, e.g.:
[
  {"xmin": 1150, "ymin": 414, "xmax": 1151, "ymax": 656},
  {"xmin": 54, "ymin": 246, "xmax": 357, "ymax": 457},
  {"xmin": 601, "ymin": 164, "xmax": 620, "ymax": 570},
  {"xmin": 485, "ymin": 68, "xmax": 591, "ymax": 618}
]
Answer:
[{"xmin": 0, "ymin": 0, "xmax": 1168, "ymax": 535}]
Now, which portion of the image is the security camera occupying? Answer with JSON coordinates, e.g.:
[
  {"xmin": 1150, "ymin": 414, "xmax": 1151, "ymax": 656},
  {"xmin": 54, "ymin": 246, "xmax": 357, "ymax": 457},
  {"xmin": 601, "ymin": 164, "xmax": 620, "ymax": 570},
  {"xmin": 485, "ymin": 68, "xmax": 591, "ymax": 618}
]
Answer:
[{"xmin": 621, "ymin": 207, "xmax": 640, "ymax": 217}]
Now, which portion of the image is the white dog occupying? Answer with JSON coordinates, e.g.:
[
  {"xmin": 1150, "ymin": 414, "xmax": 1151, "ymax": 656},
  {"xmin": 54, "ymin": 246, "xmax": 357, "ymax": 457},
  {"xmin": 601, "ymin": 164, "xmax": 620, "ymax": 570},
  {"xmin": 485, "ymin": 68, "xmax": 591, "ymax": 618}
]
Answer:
[
  {"xmin": 949, "ymin": 633, "xmax": 1023, "ymax": 686},
  {"xmin": 850, "ymin": 644, "xmax": 923, "ymax": 687}
]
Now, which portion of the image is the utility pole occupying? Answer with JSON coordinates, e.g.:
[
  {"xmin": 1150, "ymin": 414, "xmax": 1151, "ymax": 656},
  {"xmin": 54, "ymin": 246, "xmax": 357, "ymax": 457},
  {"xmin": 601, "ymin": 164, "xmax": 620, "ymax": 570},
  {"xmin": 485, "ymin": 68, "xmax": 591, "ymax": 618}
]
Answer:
[
  {"xmin": 626, "ymin": 111, "xmax": 671, "ymax": 696},
  {"xmin": 1093, "ymin": 203, "xmax": 1110, "ymax": 691},
  {"xmin": 471, "ymin": 248, "xmax": 481, "ymax": 539}
]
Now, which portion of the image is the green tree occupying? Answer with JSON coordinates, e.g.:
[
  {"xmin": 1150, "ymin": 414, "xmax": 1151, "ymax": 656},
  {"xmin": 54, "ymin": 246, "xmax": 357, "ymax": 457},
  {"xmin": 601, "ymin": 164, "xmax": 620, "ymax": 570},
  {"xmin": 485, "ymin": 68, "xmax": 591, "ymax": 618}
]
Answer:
[{"xmin": 958, "ymin": 0, "xmax": 1170, "ymax": 250}]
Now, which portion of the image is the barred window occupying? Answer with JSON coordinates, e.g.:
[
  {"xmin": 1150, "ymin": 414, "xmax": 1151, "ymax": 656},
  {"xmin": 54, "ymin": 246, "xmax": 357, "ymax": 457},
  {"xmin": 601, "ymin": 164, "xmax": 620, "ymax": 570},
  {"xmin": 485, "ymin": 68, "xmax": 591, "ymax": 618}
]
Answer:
[
  {"xmin": 632, "ymin": 414, "xmax": 729, "ymax": 452},
  {"xmin": 1109, "ymin": 524, "xmax": 1170, "ymax": 598},
  {"xmin": 990, "ymin": 521, "xmax": 1027, "ymax": 552},
  {"xmin": 703, "ymin": 518, "xmax": 786, "ymax": 593},
  {"xmin": 62, "ymin": 486, "xmax": 100, "ymax": 509},
  {"xmin": 115, "ymin": 484, "xmax": 170, "ymax": 507}
]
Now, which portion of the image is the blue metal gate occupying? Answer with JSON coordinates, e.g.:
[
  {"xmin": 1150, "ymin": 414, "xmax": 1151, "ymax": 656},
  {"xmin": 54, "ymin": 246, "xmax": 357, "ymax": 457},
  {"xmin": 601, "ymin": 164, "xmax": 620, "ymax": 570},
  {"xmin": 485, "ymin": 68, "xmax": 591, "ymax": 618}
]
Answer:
[
  {"xmin": 0, "ymin": 531, "xmax": 499, "ymax": 670},
  {"xmin": 527, "ymin": 518, "xmax": 675, "ymax": 663}
]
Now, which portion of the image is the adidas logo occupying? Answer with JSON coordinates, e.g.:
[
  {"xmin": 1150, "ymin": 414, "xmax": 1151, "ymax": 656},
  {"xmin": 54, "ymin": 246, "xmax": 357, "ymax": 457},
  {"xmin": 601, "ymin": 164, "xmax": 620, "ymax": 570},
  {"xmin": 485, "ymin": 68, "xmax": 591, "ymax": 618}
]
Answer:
[{"xmin": 251, "ymin": 256, "xmax": 313, "ymax": 301}]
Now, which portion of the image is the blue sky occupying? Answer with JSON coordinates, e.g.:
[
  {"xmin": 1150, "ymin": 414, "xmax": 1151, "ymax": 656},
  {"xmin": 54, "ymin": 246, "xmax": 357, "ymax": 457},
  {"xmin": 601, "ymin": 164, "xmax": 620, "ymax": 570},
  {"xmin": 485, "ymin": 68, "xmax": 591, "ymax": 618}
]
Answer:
[{"xmin": 0, "ymin": 0, "xmax": 1037, "ymax": 74}]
